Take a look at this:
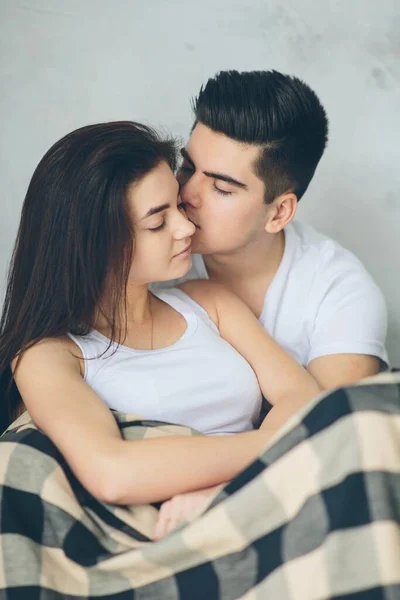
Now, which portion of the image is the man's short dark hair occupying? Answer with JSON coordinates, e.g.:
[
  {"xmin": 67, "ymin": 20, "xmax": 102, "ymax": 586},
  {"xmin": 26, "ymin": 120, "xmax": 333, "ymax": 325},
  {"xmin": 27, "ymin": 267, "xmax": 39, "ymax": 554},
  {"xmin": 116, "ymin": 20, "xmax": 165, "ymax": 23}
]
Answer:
[{"xmin": 193, "ymin": 70, "xmax": 328, "ymax": 203}]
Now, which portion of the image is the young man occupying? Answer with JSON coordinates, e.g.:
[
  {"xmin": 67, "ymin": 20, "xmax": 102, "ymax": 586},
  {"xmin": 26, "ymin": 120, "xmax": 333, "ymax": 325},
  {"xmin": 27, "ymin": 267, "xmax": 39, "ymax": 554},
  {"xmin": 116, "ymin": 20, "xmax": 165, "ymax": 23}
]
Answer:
[{"xmin": 162, "ymin": 70, "xmax": 388, "ymax": 394}]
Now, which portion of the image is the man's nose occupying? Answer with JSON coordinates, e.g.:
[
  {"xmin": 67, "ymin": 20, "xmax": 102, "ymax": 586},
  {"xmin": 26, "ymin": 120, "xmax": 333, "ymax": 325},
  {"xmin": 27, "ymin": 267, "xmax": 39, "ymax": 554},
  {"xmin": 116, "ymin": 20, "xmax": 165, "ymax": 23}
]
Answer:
[{"xmin": 180, "ymin": 176, "xmax": 202, "ymax": 209}]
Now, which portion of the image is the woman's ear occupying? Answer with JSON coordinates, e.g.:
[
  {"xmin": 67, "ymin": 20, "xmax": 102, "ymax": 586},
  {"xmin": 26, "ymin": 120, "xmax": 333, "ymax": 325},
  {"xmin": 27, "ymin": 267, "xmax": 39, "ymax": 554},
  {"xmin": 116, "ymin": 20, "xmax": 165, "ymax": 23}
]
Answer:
[{"xmin": 264, "ymin": 192, "xmax": 297, "ymax": 234}]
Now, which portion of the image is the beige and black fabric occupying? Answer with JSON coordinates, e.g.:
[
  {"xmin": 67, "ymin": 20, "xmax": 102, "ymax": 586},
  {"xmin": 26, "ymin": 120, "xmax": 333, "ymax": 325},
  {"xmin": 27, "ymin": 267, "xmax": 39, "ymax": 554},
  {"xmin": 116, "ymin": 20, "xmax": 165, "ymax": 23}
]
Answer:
[{"xmin": 0, "ymin": 371, "xmax": 399, "ymax": 599}]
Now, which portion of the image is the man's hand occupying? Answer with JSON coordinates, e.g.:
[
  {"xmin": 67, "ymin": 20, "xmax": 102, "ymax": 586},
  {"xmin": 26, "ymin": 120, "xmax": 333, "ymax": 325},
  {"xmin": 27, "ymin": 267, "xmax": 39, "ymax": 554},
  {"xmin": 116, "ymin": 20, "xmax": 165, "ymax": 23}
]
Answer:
[{"xmin": 154, "ymin": 484, "xmax": 224, "ymax": 541}]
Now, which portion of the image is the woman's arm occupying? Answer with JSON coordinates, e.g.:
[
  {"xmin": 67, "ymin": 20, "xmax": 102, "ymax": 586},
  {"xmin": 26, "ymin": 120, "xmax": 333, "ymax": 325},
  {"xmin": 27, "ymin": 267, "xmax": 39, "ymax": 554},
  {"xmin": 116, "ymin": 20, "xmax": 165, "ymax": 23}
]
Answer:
[
  {"xmin": 180, "ymin": 281, "xmax": 322, "ymax": 424},
  {"xmin": 12, "ymin": 337, "xmax": 273, "ymax": 505}
]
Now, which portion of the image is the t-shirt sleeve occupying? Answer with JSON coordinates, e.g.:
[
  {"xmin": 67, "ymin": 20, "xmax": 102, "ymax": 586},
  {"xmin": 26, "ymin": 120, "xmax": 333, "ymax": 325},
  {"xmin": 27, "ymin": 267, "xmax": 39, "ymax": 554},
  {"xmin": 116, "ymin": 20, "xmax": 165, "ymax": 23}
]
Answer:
[{"xmin": 307, "ymin": 248, "xmax": 389, "ymax": 368}]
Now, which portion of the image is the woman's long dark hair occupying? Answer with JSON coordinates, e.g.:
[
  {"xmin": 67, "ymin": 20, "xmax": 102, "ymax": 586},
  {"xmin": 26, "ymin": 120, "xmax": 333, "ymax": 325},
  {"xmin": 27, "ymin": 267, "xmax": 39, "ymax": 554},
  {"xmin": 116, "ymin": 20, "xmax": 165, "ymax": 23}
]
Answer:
[{"xmin": 0, "ymin": 121, "xmax": 177, "ymax": 432}]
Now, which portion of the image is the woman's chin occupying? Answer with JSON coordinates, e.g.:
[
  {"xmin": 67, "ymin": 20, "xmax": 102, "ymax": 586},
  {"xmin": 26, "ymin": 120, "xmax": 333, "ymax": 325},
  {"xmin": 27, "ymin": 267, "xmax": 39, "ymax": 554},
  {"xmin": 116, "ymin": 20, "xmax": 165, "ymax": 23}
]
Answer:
[
  {"xmin": 175, "ymin": 254, "xmax": 193, "ymax": 276},
  {"xmin": 157, "ymin": 255, "xmax": 193, "ymax": 283}
]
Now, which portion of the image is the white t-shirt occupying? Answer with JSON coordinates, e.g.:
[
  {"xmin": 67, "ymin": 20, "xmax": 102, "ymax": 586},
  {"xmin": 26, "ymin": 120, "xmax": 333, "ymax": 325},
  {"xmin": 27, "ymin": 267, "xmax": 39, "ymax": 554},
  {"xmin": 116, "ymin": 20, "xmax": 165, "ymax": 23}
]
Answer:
[
  {"xmin": 68, "ymin": 288, "xmax": 261, "ymax": 436},
  {"xmin": 153, "ymin": 221, "xmax": 388, "ymax": 368}
]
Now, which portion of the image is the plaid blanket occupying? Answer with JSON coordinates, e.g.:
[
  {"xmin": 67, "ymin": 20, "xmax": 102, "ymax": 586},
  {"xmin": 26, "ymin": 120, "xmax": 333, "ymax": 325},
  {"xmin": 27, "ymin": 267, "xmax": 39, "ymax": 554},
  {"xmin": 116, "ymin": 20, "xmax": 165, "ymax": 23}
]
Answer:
[{"xmin": 0, "ymin": 371, "xmax": 399, "ymax": 599}]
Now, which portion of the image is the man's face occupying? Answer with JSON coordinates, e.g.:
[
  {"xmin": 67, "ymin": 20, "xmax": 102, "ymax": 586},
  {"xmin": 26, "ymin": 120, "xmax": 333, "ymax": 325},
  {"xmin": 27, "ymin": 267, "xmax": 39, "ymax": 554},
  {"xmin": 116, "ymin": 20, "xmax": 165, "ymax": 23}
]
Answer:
[{"xmin": 177, "ymin": 123, "xmax": 270, "ymax": 256}]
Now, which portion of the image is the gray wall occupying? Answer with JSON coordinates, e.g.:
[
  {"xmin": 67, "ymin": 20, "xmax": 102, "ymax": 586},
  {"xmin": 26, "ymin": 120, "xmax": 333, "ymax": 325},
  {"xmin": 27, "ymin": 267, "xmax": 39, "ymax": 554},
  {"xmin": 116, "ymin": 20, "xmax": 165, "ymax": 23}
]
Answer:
[{"xmin": 1, "ymin": 0, "xmax": 399, "ymax": 364}]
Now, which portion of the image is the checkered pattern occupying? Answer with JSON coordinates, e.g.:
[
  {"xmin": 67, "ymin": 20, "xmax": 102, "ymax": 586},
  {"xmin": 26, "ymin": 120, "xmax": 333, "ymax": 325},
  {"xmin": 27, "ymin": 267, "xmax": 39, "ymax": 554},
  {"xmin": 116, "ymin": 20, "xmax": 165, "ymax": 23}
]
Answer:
[{"xmin": 0, "ymin": 371, "xmax": 399, "ymax": 599}]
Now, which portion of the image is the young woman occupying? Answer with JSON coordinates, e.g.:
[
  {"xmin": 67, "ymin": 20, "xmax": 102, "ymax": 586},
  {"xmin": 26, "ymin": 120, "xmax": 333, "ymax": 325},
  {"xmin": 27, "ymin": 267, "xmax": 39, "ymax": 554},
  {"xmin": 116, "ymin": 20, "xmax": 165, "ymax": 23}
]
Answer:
[{"xmin": 0, "ymin": 122, "xmax": 321, "ymax": 538}]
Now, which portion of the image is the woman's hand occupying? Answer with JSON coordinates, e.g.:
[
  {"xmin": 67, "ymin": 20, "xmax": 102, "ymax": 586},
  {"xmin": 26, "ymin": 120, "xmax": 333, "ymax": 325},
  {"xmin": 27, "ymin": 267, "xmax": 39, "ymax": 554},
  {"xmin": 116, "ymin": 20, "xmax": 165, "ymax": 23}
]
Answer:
[
  {"xmin": 153, "ymin": 428, "xmax": 274, "ymax": 540},
  {"xmin": 153, "ymin": 483, "xmax": 225, "ymax": 541}
]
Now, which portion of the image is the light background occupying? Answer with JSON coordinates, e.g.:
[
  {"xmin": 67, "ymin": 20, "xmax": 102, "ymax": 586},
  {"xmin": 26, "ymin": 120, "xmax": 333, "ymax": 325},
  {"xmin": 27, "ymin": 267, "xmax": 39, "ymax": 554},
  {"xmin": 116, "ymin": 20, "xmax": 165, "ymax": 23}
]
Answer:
[{"xmin": 1, "ymin": 0, "xmax": 399, "ymax": 363}]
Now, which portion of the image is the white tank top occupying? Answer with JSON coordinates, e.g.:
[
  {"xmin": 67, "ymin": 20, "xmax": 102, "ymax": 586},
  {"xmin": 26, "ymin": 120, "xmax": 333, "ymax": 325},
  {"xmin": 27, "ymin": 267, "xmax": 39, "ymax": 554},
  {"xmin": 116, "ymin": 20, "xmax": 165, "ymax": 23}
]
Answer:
[{"xmin": 68, "ymin": 288, "xmax": 261, "ymax": 436}]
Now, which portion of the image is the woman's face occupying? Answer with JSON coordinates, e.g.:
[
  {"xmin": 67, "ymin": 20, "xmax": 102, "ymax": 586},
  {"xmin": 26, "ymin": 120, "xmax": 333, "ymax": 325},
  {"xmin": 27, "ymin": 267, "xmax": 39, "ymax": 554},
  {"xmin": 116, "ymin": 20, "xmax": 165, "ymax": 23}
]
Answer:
[{"xmin": 127, "ymin": 161, "xmax": 195, "ymax": 284}]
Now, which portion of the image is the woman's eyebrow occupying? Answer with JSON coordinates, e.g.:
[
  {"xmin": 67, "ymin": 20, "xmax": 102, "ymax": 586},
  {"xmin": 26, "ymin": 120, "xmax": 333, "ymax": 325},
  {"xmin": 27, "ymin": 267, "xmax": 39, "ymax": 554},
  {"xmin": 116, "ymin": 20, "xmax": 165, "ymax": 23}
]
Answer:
[
  {"xmin": 140, "ymin": 189, "xmax": 180, "ymax": 220},
  {"xmin": 180, "ymin": 148, "xmax": 247, "ymax": 189},
  {"xmin": 141, "ymin": 203, "xmax": 170, "ymax": 220}
]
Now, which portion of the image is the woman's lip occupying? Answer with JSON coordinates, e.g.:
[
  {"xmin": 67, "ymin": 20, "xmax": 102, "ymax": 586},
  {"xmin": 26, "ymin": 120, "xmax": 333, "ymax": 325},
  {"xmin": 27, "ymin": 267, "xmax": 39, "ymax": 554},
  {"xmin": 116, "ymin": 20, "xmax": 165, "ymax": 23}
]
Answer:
[{"xmin": 175, "ymin": 244, "xmax": 192, "ymax": 257}]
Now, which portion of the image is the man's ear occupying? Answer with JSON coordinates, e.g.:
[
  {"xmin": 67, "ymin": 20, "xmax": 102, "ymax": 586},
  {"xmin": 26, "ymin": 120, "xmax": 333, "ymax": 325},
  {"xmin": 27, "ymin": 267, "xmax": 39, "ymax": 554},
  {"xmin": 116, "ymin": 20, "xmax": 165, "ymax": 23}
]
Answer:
[{"xmin": 264, "ymin": 192, "xmax": 297, "ymax": 234}]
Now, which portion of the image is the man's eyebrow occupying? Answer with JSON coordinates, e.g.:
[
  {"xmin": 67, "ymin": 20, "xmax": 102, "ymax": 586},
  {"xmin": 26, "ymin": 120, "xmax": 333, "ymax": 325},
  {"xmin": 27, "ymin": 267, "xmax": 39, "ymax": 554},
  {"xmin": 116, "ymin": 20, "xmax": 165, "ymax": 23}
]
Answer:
[
  {"xmin": 204, "ymin": 170, "xmax": 247, "ymax": 189},
  {"xmin": 180, "ymin": 148, "xmax": 247, "ymax": 189},
  {"xmin": 141, "ymin": 203, "xmax": 170, "ymax": 220}
]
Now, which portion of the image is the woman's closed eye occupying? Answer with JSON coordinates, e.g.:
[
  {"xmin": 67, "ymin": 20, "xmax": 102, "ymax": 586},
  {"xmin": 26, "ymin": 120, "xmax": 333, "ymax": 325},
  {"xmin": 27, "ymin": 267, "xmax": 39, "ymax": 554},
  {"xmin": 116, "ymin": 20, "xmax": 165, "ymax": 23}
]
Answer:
[
  {"xmin": 149, "ymin": 221, "xmax": 165, "ymax": 232},
  {"xmin": 149, "ymin": 203, "xmax": 186, "ymax": 232}
]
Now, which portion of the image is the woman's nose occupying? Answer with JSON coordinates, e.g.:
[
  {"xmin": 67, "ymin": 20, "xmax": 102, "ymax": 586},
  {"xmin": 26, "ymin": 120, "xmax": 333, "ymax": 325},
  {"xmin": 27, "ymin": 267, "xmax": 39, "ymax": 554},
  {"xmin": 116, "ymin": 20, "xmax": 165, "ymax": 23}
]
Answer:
[
  {"xmin": 175, "ymin": 208, "xmax": 196, "ymax": 238},
  {"xmin": 182, "ymin": 213, "xmax": 196, "ymax": 237}
]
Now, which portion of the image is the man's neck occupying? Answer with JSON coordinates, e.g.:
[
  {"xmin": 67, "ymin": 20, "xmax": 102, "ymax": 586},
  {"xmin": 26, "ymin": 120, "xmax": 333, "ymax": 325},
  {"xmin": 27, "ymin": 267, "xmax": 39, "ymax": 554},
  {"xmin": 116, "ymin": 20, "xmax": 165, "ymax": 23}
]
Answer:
[{"xmin": 204, "ymin": 229, "xmax": 285, "ymax": 286}]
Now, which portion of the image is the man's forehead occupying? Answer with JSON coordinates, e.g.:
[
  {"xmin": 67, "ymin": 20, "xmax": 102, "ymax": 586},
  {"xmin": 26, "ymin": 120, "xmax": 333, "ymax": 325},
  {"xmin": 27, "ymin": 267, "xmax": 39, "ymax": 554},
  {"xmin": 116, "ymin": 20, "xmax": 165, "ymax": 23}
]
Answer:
[{"xmin": 186, "ymin": 124, "xmax": 262, "ymax": 179}]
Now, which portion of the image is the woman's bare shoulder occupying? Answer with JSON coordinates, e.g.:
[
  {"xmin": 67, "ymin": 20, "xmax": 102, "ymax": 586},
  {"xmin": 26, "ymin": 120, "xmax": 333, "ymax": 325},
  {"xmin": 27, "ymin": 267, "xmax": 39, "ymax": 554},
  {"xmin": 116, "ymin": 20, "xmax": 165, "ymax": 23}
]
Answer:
[{"xmin": 11, "ymin": 335, "xmax": 82, "ymax": 374}]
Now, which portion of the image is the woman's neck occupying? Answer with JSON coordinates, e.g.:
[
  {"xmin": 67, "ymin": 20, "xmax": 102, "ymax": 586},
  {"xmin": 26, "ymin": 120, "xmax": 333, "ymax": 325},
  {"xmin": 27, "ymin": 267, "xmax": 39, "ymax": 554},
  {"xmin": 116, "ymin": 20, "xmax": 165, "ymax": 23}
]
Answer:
[
  {"xmin": 125, "ymin": 283, "xmax": 152, "ymax": 324},
  {"xmin": 95, "ymin": 283, "xmax": 152, "ymax": 331}
]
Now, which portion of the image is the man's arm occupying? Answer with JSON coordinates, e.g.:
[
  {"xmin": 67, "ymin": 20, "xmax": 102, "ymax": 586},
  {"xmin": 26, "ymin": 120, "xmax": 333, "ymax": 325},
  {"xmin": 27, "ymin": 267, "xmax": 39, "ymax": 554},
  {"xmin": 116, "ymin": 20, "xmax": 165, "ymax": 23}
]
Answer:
[
  {"xmin": 181, "ymin": 280, "xmax": 323, "ymax": 412},
  {"xmin": 305, "ymin": 256, "xmax": 388, "ymax": 388},
  {"xmin": 181, "ymin": 270, "xmax": 387, "ymax": 432},
  {"xmin": 307, "ymin": 354, "xmax": 380, "ymax": 389}
]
